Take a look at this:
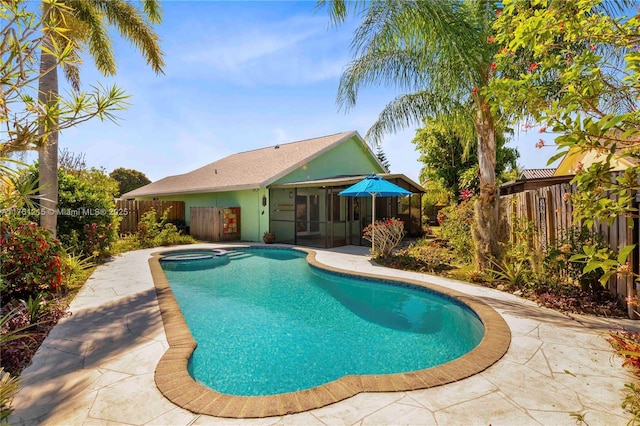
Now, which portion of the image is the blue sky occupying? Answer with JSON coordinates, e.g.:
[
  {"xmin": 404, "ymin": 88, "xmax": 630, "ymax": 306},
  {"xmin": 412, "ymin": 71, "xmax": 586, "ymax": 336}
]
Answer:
[{"xmin": 55, "ymin": 0, "xmax": 555, "ymax": 183}]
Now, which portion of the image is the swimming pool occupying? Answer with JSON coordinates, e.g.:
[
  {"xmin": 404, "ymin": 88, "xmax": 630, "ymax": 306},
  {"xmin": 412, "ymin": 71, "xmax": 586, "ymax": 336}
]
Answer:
[{"xmin": 160, "ymin": 247, "xmax": 484, "ymax": 396}]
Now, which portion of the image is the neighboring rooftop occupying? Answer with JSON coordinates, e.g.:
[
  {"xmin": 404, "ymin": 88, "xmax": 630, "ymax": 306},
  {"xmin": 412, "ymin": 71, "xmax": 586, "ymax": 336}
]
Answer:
[
  {"xmin": 519, "ymin": 168, "xmax": 556, "ymax": 180},
  {"xmin": 500, "ymin": 168, "xmax": 573, "ymax": 195}
]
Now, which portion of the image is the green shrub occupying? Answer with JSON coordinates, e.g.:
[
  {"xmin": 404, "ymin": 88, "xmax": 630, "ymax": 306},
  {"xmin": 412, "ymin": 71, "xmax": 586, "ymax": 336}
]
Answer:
[
  {"xmin": 153, "ymin": 223, "xmax": 196, "ymax": 246},
  {"xmin": 58, "ymin": 169, "xmax": 120, "ymax": 257},
  {"xmin": 24, "ymin": 166, "xmax": 120, "ymax": 258},
  {"xmin": 0, "ymin": 216, "xmax": 69, "ymax": 303},
  {"xmin": 112, "ymin": 234, "xmax": 143, "ymax": 254},
  {"xmin": 381, "ymin": 238, "xmax": 455, "ymax": 273},
  {"xmin": 124, "ymin": 208, "xmax": 195, "ymax": 250},
  {"xmin": 136, "ymin": 208, "xmax": 165, "ymax": 247},
  {"xmin": 437, "ymin": 200, "xmax": 475, "ymax": 262}
]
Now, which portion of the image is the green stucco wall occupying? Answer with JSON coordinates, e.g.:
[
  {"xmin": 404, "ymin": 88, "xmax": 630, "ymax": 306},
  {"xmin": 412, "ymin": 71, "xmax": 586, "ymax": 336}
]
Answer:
[
  {"xmin": 146, "ymin": 188, "xmax": 269, "ymax": 241},
  {"xmin": 272, "ymin": 135, "xmax": 384, "ymax": 185}
]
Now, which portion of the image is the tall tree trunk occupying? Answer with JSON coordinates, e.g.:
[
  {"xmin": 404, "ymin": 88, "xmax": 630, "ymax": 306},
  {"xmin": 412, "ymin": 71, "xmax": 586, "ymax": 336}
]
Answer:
[
  {"xmin": 38, "ymin": 20, "xmax": 59, "ymax": 238},
  {"xmin": 473, "ymin": 106, "xmax": 502, "ymax": 269}
]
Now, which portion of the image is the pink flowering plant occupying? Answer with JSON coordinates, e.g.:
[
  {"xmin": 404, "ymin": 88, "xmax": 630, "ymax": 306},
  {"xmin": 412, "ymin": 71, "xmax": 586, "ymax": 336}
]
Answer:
[{"xmin": 363, "ymin": 218, "xmax": 405, "ymax": 257}]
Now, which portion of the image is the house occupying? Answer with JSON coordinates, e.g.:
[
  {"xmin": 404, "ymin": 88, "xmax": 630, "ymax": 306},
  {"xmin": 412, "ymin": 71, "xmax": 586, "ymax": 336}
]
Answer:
[
  {"xmin": 123, "ymin": 131, "xmax": 424, "ymax": 248},
  {"xmin": 554, "ymin": 146, "xmax": 638, "ymax": 176}
]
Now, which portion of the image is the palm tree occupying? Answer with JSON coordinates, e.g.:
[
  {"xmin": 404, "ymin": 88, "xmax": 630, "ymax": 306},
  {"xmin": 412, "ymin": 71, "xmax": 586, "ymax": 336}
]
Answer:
[
  {"xmin": 319, "ymin": 0, "xmax": 504, "ymax": 268},
  {"xmin": 38, "ymin": 0, "xmax": 164, "ymax": 237}
]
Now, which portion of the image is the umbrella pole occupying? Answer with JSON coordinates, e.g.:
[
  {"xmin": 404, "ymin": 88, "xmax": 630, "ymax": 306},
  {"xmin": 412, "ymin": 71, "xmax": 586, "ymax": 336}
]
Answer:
[{"xmin": 371, "ymin": 193, "xmax": 376, "ymax": 253}]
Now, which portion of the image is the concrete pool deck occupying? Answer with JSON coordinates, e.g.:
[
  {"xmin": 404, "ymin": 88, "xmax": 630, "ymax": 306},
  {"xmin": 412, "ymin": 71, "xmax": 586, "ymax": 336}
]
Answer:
[{"xmin": 9, "ymin": 244, "xmax": 639, "ymax": 425}]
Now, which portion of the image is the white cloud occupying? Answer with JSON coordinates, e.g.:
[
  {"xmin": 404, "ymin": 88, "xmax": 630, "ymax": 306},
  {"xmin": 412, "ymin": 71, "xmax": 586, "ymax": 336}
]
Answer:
[
  {"xmin": 168, "ymin": 13, "xmax": 349, "ymax": 86},
  {"xmin": 182, "ymin": 26, "xmax": 317, "ymax": 71}
]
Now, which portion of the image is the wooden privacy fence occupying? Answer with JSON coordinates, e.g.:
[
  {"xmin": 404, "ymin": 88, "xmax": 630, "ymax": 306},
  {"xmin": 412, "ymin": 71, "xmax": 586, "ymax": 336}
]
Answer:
[
  {"xmin": 116, "ymin": 200, "xmax": 185, "ymax": 234},
  {"xmin": 502, "ymin": 181, "xmax": 636, "ymax": 314},
  {"xmin": 190, "ymin": 207, "xmax": 240, "ymax": 242}
]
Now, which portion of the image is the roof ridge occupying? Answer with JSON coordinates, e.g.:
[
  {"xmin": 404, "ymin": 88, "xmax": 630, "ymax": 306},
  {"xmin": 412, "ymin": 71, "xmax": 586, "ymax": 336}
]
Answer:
[
  {"xmin": 185, "ymin": 131, "xmax": 357, "ymax": 174},
  {"xmin": 229, "ymin": 130, "xmax": 356, "ymax": 156}
]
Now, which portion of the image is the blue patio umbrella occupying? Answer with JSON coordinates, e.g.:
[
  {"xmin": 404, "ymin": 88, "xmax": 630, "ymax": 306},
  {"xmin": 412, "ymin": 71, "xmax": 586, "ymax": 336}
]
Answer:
[{"xmin": 338, "ymin": 174, "xmax": 412, "ymax": 249}]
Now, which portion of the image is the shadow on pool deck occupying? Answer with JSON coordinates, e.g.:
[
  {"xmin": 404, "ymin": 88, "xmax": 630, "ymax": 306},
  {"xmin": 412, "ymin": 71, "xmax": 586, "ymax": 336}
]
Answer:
[{"xmin": 14, "ymin": 288, "xmax": 163, "ymax": 424}]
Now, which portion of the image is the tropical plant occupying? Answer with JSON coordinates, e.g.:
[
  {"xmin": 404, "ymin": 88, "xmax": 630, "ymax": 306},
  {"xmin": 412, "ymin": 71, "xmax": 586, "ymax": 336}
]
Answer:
[
  {"xmin": 64, "ymin": 252, "xmax": 95, "ymax": 280},
  {"xmin": 319, "ymin": 0, "xmax": 507, "ymax": 268},
  {"xmin": 0, "ymin": 306, "xmax": 38, "ymax": 347},
  {"xmin": 488, "ymin": 0, "xmax": 639, "ymax": 284},
  {"xmin": 544, "ymin": 227, "xmax": 615, "ymax": 291},
  {"xmin": 19, "ymin": 292, "xmax": 49, "ymax": 325},
  {"xmin": 153, "ymin": 223, "xmax": 195, "ymax": 247},
  {"xmin": 1, "ymin": 2, "xmax": 129, "ymax": 157},
  {"xmin": 0, "ymin": 367, "xmax": 20, "ymax": 423},
  {"xmin": 486, "ymin": 258, "xmax": 530, "ymax": 289},
  {"xmin": 136, "ymin": 207, "xmax": 166, "ymax": 247},
  {"xmin": 37, "ymin": 0, "xmax": 165, "ymax": 237},
  {"xmin": 0, "ymin": 159, "xmax": 40, "ymax": 212}
]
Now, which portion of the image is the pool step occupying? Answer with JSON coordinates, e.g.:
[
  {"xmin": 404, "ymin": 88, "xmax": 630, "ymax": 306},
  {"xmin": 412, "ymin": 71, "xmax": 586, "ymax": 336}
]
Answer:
[{"xmin": 226, "ymin": 252, "xmax": 253, "ymax": 260}]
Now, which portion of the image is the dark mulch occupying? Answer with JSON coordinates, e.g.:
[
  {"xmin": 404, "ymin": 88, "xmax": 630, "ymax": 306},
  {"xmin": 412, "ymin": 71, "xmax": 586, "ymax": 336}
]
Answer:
[
  {"xmin": 378, "ymin": 256, "xmax": 629, "ymax": 318},
  {"xmin": 532, "ymin": 289, "xmax": 628, "ymax": 318},
  {"xmin": 1, "ymin": 300, "xmax": 70, "ymax": 376}
]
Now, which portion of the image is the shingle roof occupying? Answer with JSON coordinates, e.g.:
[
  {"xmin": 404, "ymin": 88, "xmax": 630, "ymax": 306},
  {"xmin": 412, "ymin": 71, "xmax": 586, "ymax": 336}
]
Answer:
[
  {"xmin": 519, "ymin": 168, "xmax": 556, "ymax": 180},
  {"xmin": 123, "ymin": 131, "xmax": 361, "ymax": 198}
]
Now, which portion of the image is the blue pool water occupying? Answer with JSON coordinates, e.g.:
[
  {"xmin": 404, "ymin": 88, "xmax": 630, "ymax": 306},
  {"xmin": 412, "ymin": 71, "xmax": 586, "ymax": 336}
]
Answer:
[{"xmin": 160, "ymin": 248, "xmax": 484, "ymax": 396}]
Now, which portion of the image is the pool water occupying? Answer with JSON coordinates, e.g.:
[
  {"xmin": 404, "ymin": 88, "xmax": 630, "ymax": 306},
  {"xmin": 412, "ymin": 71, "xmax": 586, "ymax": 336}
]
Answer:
[{"xmin": 161, "ymin": 248, "xmax": 484, "ymax": 396}]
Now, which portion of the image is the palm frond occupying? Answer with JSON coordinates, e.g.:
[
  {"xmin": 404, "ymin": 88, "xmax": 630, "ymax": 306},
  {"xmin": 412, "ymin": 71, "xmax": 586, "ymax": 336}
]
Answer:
[
  {"xmin": 315, "ymin": 0, "xmax": 368, "ymax": 26},
  {"xmin": 142, "ymin": 0, "xmax": 162, "ymax": 25},
  {"xmin": 366, "ymin": 91, "xmax": 467, "ymax": 145},
  {"xmin": 338, "ymin": 0, "xmax": 490, "ymax": 116},
  {"xmin": 62, "ymin": 59, "xmax": 81, "ymax": 91},
  {"xmin": 92, "ymin": 0, "xmax": 165, "ymax": 75},
  {"xmin": 67, "ymin": 0, "xmax": 116, "ymax": 75}
]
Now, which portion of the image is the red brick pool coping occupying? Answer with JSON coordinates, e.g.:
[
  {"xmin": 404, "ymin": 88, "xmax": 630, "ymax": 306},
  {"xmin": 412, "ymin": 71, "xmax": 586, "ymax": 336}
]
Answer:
[{"xmin": 149, "ymin": 246, "xmax": 511, "ymax": 418}]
